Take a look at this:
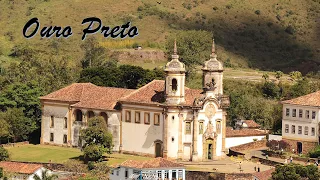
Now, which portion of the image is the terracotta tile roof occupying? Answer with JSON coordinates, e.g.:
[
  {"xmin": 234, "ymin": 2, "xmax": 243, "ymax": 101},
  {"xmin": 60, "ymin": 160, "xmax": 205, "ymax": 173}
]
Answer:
[
  {"xmin": 282, "ymin": 90, "xmax": 320, "ymax": 107},
  {"xmin": 0, "ymin": 161, "xmax": 43, "ymax": 174},
  {"xmin": 120, "ymin": 80, "xmax": 203, "ymax": 106},
  {"xmin": 253, "ymin": 168, "xmax": 275, "ymax": 180},
  {"xmin": 226, "ymin": 127, "xmax": 267, "ymax": 137},
  {"xmin": 40, "ymin": 83, "xmax": 134, "ymax": 110},
  {"xmin": 41, "ymin": 80, "xmax": 204, "ymax": 109},
  {"xmin": 243, "ymin": 120, "xmax": 261, "ymax": 128},
  {"xmin": 120, "ymin": 158, "xmax": 184, "ymax": 169}
]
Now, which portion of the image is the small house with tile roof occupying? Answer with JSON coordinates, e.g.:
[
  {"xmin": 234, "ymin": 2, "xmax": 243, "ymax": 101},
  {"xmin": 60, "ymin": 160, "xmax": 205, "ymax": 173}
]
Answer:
[
  {"xmin": 40, "ymin": 39, "xmax": 232, "ymax": 161},
  {"xmin": 281, "ymin": 91, "xmax": 320, "ymax": 154},
  {"xmin": 225, "ymin": 127, "xmax": 267, "ymax": 148},
  {"xmin": 235, "ymin": 120, "xmax": 261, "ymax": 129},
  {"xmin": 0, "ymin": 161, "xmax": 52, "ymax": 180},
  {"xmin": 110, "ymin": 157, "xmax": 185, "ymax": 180}
]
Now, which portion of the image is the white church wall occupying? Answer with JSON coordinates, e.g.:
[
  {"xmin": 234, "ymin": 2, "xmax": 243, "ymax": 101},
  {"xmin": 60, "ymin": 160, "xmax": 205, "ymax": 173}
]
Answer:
[
  {"xmin": 107, "ymin": 112, "xmax": 121, "ymax": 151},
  {"xmin": 42, "ymin": 104, "xmax": 69, "ymax": 145},
  {"xmin": 121, "ymin": 106, "xmax": 163, "ymax": 156},
  {"xmin": 167, "ymin": 110, "xmax": 184, "ymax": 159},
  {"xmin": 225, "ymin": 135, "xmax": 265, "ymax": 148}
]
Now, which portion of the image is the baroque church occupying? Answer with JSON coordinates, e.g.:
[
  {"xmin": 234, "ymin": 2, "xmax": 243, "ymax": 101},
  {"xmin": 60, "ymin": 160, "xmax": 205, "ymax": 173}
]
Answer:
[{"xmin": 40, "ymin": 40, "xmax": 232, "ymax": 161}]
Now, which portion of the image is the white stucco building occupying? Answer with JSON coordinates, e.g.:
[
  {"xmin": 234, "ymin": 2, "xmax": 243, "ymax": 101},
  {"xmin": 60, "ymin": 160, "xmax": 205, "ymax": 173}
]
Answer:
[
  {"xmin": 40, "ymin": 39, "xmax": 234, "ymax": 161},
  {"xmin": 110, "ymin": 157, "xmax": 185, "ymax": 180},
  {"xmin": 282, "ymin": 91, "xmax": 320, "ymax": 154}
]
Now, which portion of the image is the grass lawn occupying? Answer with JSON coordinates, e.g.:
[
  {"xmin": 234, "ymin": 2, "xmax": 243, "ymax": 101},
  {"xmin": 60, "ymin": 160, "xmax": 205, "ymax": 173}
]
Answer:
[
  {"xmin": 5, "ymin": 144, "xmax": 152, "ymax": 165},
  {"xmin": 5, "ymin": 144, "xmax": 82, "ymax": 163}
]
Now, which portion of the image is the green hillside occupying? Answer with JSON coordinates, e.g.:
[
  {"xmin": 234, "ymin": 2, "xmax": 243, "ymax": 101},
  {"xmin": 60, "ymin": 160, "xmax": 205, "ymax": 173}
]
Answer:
[{"xmin": 0, "ymin": 0, "xmax": 319, "ymax": 73}]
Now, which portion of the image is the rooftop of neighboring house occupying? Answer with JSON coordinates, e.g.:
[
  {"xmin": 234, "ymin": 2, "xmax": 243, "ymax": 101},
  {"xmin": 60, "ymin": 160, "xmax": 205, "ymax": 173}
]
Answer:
[
  {"xmin": 0, "ymin": 161, "xmax": 43, "ymax": 175},
  {"xmin": 115, "ymin": 157, "xmax": 184, "ymax": 169},
  {"xmin": 226, "ymin": 127, "xmax": 267, "ymax": 137},
  {"xmin": 241, "ymin": 120, "xmax": 261, "ymax": 129},
  {"xmin": 282, "ymin": 90, "xmax": 320, "ymax": 107},
  {"xmin": 252, "ymin": 168, "xmax": 275, "ymax": 180}
]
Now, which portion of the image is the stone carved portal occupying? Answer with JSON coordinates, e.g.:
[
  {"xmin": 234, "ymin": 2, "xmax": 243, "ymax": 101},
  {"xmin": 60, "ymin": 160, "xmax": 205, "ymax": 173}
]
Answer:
[{"xmin": 203, "ymin": 121, "xmax": 217, "ymax": 160}]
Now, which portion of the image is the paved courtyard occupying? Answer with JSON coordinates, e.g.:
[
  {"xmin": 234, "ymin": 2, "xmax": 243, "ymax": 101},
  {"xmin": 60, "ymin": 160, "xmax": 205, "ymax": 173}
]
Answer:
[{"xmin": 181, "ymin": 156, "xmax": 274, "ymax": 173}]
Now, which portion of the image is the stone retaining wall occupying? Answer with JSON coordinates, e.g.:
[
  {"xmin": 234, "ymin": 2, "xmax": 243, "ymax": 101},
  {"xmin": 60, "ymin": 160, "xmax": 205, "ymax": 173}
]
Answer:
[
  {"xmin": 1, "ymin": 141, "xmax": 29, "ymax": 147},
  {"xmin": 9, "ymin": 160, "xmax": 65, "ymax": 171},
  {"xmin": 230, "ymin": 140, "xmax": 267, "ymax": 152},
  {"xmin": 185, "ymin": 171, "xmax": 253, "ymax": 180},
  {"xmin": 282, "ymin": 138, "xmax": 317, "ymax": 154}
]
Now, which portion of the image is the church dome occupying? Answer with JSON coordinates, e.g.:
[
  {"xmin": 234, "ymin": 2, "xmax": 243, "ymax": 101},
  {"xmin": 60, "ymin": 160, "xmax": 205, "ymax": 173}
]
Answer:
[
  {"xmin": 202, "ymin": 39, "xmax": 223, "ymax": 71},
  {"xmin": 164, "ymin": 40, "xmax": 186, "ymax": 72}
]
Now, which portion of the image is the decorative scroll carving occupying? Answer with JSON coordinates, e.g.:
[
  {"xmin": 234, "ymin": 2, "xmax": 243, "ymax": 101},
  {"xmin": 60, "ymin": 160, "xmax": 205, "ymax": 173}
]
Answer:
[
  {"xmin": 168, "ymin": 61, "xmax": 181, "ymax": 68},
  {"xmin": 206, "ymin": 78, "xmax": 217, "ymax": 91},
  {"xmin": 207, "ymin": 60, "xmax": 220, "ymax": 70}
]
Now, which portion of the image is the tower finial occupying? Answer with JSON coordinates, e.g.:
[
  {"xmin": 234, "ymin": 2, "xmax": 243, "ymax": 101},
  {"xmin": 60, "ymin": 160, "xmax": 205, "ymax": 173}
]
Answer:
[
  {"xmin": 173, "ymin": 39, "xmax": 177, "ymax": 55},
  {"xmin": 211, "ymin": 38, "xmax": 215, "ymax": 56}
]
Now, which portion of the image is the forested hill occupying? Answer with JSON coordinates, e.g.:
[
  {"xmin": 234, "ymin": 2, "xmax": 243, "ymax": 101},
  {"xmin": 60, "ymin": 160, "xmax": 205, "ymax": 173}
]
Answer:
[{"xmin": 0, "ymin": 0, "xmax": 319, "ymax": 73}]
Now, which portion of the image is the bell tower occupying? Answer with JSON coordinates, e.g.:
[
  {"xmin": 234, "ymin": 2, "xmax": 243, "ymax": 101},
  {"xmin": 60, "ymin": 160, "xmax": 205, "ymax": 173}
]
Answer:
[
  {"xmin": 202, "ymin": 39, "xmax": 223, "ymax": 98},
  {"xmin": 164, "ymin": 40, "xmax": 186, "ymax": 105}
]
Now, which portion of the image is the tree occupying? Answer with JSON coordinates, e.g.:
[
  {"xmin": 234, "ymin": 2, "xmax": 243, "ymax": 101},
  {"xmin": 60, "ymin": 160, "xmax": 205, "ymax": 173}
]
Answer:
[
  {"xmin": 0, "ymin": 146, "xmax": 9, "ymax": 161},
  {"xmin": 287, "ymin": 78, "xmax": 313, "ymax": 99},
  {"xmin": 166, "ymin": 30, "xmax": 212, "ymax": 78},
  {"xmin": 79, "ymin": 65, "xmax": 165, "ymax": 89},
  {"xmin": 80, "ymin": 37, "xmax": 109, "ymax": 68},
  {"xmin": 33, "ymin": 169, "xmax": 58, "ymax": 180},
  {"xmin": 118, "ymin": 65, "xmax": 146, "ymax": 89},
  {"xmin": 80, "ymin": 117, "xmax": 113, "ymax": 162},
  {"xmin": 0, "ymin": 119, "xmax": 10, "ymax": 139},
  {"xmin": 275, "ymin": 71, "xmax": 283, "ymax": 80},
  {"xmin": 79, "ymin": 67, "xmax": 122, "ymax": 87},
  {"xmin": 0, "ymin": 108, "xmax": 36, "ymax": 142},
  {"xmin": 262, "ymin": 81, "xmax": 280, "ymax": 99},
  {"xmin": 0, "ymin": 81, "xmax": 43, "ymax": 123},
  {"xmin": 289, "ymin": 71, "xmax": 302, "ymax": 80},
  {"xmin": 272, "ymin": 164, "xmax": 320, "ymax": 180},
  {"xmin": 262, "ymin": 73, "xmax": 269, "ymax": 81},
  {"xmin": 272, "ymin": 164, "xmax": 300, "ymax": 180}
]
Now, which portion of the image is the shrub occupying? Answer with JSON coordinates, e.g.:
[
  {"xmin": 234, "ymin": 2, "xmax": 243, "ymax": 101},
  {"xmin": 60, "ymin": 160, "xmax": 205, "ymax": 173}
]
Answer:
[
  {"xmin": 279, "ymin": 140, "xmax": 289, "ymax": 151},
  {"xmin": 308, "ymin": 146, "xmax": 320, "ymax": 158},
  {"xmin": 285, "ymin": 25, "xmax": 295, "ymax": 35},
  {"xmin": 212, "ymin": 6, "xmax": 218, "ymax": 11},
  {"xmin": 63, "ymin": 160, "xmax": 88, "ymax": 173},
  {"xmin": 267, "ymin": 22, "xmax": 273, "ymax": 27},
  {"xmin": 0, "ymin": 147, "xmax": 9, "ymax": 161},
  {"xmin": 226, "ymin": 4, "xmax": 232, "ymax": 9},
  {"xmin": 266, "ymin": 140, "xmax": 279, "ymax": 151},
  {"xmin": 83, "ymin": 145, "xmax": 106, "ymax": 162},
  {"xmin": 255, "ymin": 10, "xmax": 261, "ymax": 15}
]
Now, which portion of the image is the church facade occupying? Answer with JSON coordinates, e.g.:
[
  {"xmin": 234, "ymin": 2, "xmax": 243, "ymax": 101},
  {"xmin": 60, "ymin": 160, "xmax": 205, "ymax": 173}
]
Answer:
[{"xmin": 40, "ymin": 40, "xmax": 230, "ymax": 161}]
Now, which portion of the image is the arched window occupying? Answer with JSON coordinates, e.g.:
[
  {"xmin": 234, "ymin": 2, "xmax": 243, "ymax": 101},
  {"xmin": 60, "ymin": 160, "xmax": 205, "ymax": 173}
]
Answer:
[
  {"xmin": 87, "ymin": 111, "xmax": 95, "ymax": 119},
  {"xmin": 75, "ymin": 109, "xmax": 83, "ymax": 122},
  {"xmin": 172, "ymin": 78, "xmax": 177, "ymax": 91}
]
